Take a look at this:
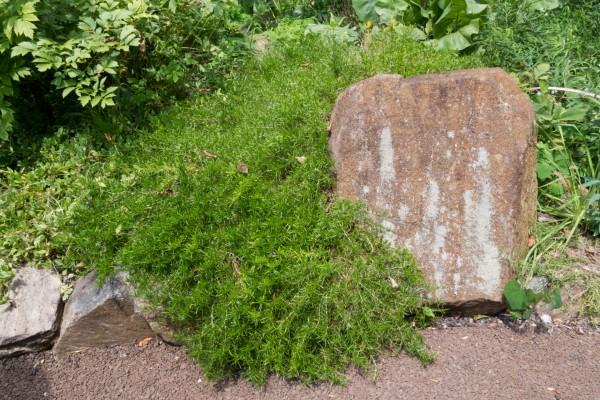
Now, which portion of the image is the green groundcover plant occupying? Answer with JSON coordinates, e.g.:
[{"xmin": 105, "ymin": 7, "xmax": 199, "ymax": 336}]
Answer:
[{"xmin": 61, "ymin": 33, "xmax": 481, "ymax": 383}]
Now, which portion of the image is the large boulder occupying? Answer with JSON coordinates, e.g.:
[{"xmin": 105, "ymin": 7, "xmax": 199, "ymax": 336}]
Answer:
[
  {"xmin": 54, "ymin": 271, "xmax": 155, "ymax": 354},
  {"xmin": 329, "ymin": 68, "xmax": 536, "ymax": 314},
  {"xmin": 0, "ymin": 267, "xmax": 62, "ymax": 357}
]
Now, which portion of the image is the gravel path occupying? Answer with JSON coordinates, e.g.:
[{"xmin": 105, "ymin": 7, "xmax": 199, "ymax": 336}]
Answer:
[{"xmin": 1, "ymin": 324, "xmax": 599, "ymax": 400}]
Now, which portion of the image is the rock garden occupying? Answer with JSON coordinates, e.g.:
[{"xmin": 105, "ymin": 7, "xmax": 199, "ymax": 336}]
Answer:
[{"xmin": 1, "ymin": 0, "xmax": 599, "ymax": 398}]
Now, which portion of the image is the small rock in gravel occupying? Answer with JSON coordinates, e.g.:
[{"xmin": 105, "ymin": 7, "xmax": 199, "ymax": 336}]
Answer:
[
  {"xmin": 538, "ymin": 313, "xmax": 553, "ymax": 332},
  {"xmin": 0, "ymin": 267, "xmax": 62, "ymax": 358},
  {"xmin": 526, "ymin": 276, "xmax": 548, "ymax": 293}
]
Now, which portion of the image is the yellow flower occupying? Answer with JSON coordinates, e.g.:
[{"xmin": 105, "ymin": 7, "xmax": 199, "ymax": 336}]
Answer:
[{"xmin": 366, "ymin": 20, "xmax": 373, "ymax": 29}]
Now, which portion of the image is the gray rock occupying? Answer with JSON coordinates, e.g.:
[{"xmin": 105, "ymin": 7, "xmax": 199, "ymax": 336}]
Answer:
[
  {"xmin": 133, "ymin": 297, "xmax": 182, "ymax": 346},
  {"xmin": 53, "ymin": 271, "xmax": 155, "ymax": 354},
  {"xmin": 0, "ymin": 267, "xmax": 62, "ymax": 358},
  {"xmin": 539, "ymin": 313, "xmax": 553, "ymax": 329},
  {"xmin": 251, "ymin": 34, "xmax": 270, "ymax": 53},
  {"xmin": 526, "ymin": 276, "xmax": 549, "ymax": 294}
]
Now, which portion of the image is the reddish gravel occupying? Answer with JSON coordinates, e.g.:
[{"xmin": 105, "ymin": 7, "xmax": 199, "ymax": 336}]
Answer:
[{"xmin": 1, "ymin": 324, "xmax": 599, "ymax": 400}]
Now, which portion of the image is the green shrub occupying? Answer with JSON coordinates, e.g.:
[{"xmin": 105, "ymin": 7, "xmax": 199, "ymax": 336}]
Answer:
[
  {"xmin": 0, "ymin": 0, "xmax": 251, "ymax": 146},
  {"xmin": 65, "ymin": 34, "xmax": 481, "ymax": 382},
  {"xmin": 0, "ymin": 130, "xmax": 108, "ymax": 277},
  {"xmin": 351, "ymin": 0, "xmax": 489, "ymax": 51}
]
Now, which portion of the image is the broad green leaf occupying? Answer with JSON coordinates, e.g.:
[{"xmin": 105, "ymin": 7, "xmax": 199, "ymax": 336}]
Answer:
[
  {"xmin": 549, "ymin": 288, "xmax": 562, "ymax": 309},
  {"xmin": 557, "ymin": 105, "xmax": 588, "ymax": 122},
  {"xmin": 434, "ymin": 0, "xmax": 468, "ymax": 38},
  {"xmin": 4, "ymin": 18, "xmax": 16, "ymax": 40},
  {"xmin": 10, "ymin": 41, "xmax": 37, "ymax": 57},
  {"xmin": 0, "ymin": 269, "xmax": 14, "ymax": 279},
  {"xmin": 536, "ymin": 160, "xmax": 555, "ymax": 181},
  {"xmin": 408, "ymin": 0, "xmax": 435, "ymax": 18},
  {"xmin": 79, "ymin": 95, "xmax": 91, "ymax": 107},
  {"xmin": 534, "ymin": 63, "xmax": 551, "ymax": 76},
  {"xmin": 504, "ymin": 280, "xmax": 528, "ymax": 311},
  {"xmin": 434, "ymin": 31, "xmax": 471, "ymax": 51},
  {"xmin": 528, "ymin": 0, "xmax": 561, "ymax": 12},
  {"xmin": 374, "ymin": 0, "xmax": 410, "ymax": 23},
  {"xmin": 465, "ymin": 0, "xmax": 487, "ymax": 14},
  {"xmin": 78, "ymin": 17, "xmax": 97, "ymax": 32},
  {"xmin": 457, "ymin": 18, "xmax": 479, "ymax": 38},
  {"xmin": 21, "ymin": 1, "xmax": 39, "ymax": 15},
  {"xmin": 91, "ymin": 96, "xmax": 102, "ymax": 107},
  {"xmin": 522, "ymin": 308, "xmax": 533, "ymax": 320},
  {"xmin": 583, "ymin": 179, "xmax": 600, "ymax": 188},
  {"xmin": 10, "ymin": 67, "xmax": 31, "ymax": 81},
  {"xmin": 352, "ymin": 0, "xmax": 379, "ymax": 23},
  {"xmin": 525, "ymin": 288, "xmax": 544, "ymax": 305},
  {"xmin": 13, "ymin": 19, "xmax": 36, "ymax": 39},
  {"xmin": 62, "ymin": 87, "xmax": 75, "ymax": 98},
  {"xmin": 35, "ymin": 62, "xmax": 53, "ymax": 72},
  {"xmin": 547, "ymin": 181, "xmax": 565, "ymax": 197},
  {"xmin": 22, "ymin": 13, "xmax": 40, "ymax": 23},
  {"xmin": 101, "ymin": 96, "xmax": 116, "ymax": 108}
]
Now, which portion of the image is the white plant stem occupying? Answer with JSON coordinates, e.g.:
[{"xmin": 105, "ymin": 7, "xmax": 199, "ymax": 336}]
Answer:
[{"xmin": 529, "ymin": 86, "xmax": 600, "ymax": 100}]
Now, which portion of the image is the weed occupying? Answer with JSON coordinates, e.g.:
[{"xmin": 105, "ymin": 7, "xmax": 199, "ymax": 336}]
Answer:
[
  {"xmin": 0, "ymin": 130, "xmax": 108, "ymax": 279},
  {"xmin": 483, "ymin": 0, "xmax": 600, "ymax": 319},
  {"xmin": 503, "ymin": 279, "xmax": 561, "ymax": 320}
]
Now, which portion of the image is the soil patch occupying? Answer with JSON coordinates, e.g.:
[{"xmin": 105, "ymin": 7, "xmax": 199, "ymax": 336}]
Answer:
[{"xmin": 1, "ymin": 324, "xmax": 599, "ymax": 400}]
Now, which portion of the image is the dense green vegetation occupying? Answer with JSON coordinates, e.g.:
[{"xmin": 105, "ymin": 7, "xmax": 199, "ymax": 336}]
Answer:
[
  {"xmin": 1, "ymin": 0, "xmax": 599, "ymax": 382},
  {"xmin": 482, "ymin": 0, "xmax": 600, "ymax": 319},
  {"xmin": 2, "ymin": 32, "xmax": 482, "ymax": 382}
]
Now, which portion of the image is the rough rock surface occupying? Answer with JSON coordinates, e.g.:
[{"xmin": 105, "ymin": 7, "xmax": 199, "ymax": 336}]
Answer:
[
  {"xmin": 329, "ymin": 68, "xmax": 537, "ymax": 313},
  {"xmin": 53, "ymin": 271, "xmax": 155, "ymax": 354},
  {"xmin": 0, "ymin": 267, "xmax": 62, "ymax": 358},
  {"xmin": 133, "ymin": 297, "xmax": 181, "ymax": 346}
]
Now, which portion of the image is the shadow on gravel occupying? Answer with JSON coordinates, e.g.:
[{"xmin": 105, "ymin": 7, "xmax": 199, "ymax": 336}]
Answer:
[{"xmin": 0, "ymin": 354, "xmax": 50, "ymax": 400}]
